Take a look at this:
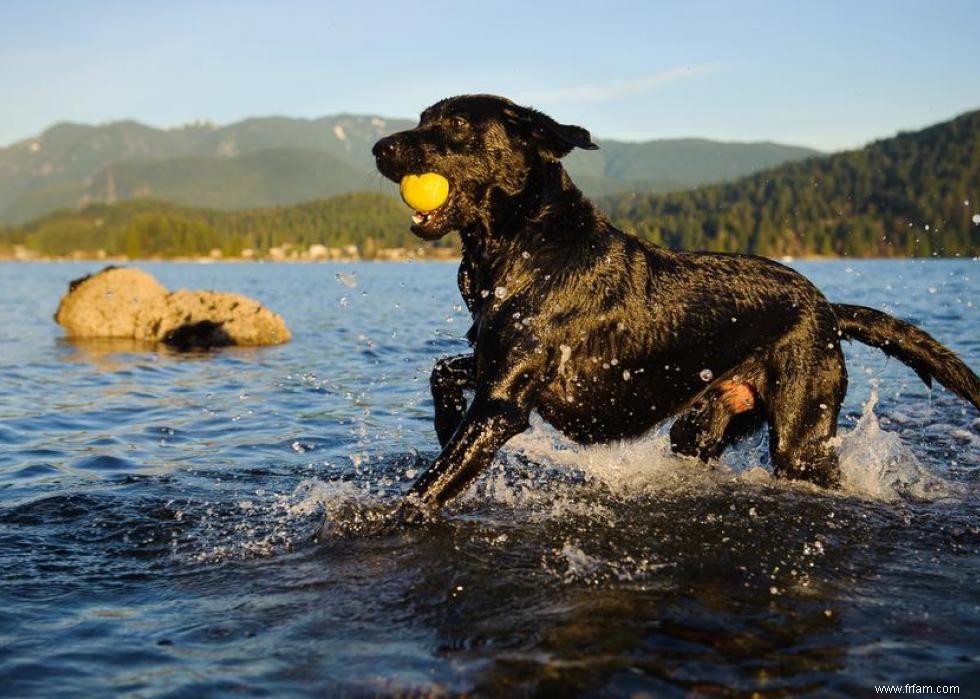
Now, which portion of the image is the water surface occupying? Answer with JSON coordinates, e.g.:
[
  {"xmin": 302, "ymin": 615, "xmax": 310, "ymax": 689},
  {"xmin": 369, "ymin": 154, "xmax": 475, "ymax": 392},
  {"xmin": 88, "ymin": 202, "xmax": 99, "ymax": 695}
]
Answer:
[{"xmin": 0, "ymin": 259, "xmax": 978, "ymax": 696}]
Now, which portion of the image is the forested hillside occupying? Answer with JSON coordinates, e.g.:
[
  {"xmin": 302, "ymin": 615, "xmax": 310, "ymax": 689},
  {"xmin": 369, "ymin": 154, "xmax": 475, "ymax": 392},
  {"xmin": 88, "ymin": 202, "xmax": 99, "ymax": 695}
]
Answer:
[
  {"xmin": 604, "ymin": 109, "xmax": 980, "ymax": 257},
  {"xmin": 0, "ymin": 194, "xmax": 434, "ymax": 259}
]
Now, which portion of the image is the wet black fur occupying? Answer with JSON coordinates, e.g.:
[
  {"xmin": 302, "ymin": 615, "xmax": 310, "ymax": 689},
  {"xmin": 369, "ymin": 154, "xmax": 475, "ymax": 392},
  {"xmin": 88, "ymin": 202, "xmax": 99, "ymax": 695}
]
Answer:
[{"xmin": 373, "ymin": 94, "xmax": 980, "ymax": 509}]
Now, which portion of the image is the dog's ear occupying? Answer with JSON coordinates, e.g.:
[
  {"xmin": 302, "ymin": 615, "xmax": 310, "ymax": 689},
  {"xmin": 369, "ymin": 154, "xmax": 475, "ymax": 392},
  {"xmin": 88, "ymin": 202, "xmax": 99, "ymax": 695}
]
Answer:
[{"xmin": 503, "ymin": 105, "xmax": 599, "ymax": 159}]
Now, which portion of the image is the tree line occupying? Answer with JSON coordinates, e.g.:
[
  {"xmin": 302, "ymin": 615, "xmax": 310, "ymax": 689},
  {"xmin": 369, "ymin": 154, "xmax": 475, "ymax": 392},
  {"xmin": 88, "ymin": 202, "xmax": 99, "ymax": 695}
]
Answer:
[
  {"xmin": 2, "ymin": 110, "xmax": 977, "ymax": 259},
  {"xmin": 0, "ymin": 193, "xmax": 453, "ymax": 258},
  {"xmin": 603, "ymin": 110, "xmax": 980, "ymax": 257}
]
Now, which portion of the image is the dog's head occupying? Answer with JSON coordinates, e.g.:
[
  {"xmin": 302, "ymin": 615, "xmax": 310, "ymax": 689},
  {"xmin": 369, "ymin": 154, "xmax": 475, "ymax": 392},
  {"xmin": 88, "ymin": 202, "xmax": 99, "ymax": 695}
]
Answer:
[{"xmin": 373, "ymin": 95, "xmax": 597, "ymax": 240}]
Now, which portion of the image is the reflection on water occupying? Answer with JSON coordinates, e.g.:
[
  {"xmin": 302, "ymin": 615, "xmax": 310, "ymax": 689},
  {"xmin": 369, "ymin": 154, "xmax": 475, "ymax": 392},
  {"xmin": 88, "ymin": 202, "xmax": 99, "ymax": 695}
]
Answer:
[{"xmin": 0, "ymin": 259, "xmax": 978, "ymax": 696}]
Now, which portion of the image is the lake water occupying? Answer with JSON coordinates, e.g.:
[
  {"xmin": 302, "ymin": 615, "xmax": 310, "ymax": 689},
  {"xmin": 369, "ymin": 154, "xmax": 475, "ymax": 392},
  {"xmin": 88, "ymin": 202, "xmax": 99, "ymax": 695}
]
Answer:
[{"xmin": 0, "ymin": 258, "xmax": 978, "ymax": 697}]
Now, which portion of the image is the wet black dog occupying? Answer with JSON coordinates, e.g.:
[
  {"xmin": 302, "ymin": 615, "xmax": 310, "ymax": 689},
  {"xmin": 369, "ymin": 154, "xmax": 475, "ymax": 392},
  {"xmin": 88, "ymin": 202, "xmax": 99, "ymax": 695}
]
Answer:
[{"xmin": 373, "ymin": 94, "xmax": 980, "ymax": 509}]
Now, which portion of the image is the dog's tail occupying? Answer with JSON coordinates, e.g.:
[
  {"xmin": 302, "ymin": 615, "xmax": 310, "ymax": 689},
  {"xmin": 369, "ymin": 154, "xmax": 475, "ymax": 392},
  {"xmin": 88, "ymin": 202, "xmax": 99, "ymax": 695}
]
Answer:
[{"xmin": 834, "ymin": 303, "xmax": 980, "ymax": 410}]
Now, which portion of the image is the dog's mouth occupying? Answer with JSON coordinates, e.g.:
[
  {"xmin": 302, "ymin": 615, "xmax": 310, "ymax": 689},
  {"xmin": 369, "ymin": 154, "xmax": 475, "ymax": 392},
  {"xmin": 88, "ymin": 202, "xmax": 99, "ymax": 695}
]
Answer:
[
  {"xmin": 399, "ymin": 173, "xmax": 454, "ymax": 239},
  {"xmin": 411, "ymin": 208, "xmax": 441, "ymax": 226},
  {"xmin": 410, "ymin": 201, "xmax": 452, "ymax": 239}
]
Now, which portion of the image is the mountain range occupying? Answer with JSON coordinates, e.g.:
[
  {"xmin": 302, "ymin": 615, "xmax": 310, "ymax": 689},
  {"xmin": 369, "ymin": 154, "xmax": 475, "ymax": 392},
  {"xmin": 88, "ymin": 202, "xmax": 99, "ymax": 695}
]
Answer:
[
  {"xmin": 4, "ymin": 108, "xmax": 976, "ymax": 260},
  {"xmin": 0, "ymin": 114, "xmax": 819, "ymax": 223}
]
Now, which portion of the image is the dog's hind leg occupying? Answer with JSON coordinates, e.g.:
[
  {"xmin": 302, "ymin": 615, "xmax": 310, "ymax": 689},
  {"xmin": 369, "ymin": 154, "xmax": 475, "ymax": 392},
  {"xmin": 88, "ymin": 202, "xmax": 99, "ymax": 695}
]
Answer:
[
  {"xmin": 431, "ymin": 354, "xmax": 476, "ymax": 447},
  {"xmin": 765, "ymin": 342, "xmax": 848, "ymax": 489},
  {"xmin": 670, "ymin": 380, "xmax": 762, "ymax": 461}
]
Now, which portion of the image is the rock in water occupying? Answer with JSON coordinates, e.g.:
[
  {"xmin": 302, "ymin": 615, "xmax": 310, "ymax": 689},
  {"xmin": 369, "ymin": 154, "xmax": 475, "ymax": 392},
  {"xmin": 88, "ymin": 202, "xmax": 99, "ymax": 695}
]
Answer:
[
  {"xmin": 135, "ymin": 290, "xmax": 291, "ymax": 348},
  {"xmin": 55, "ymin": 267, "xmax": 168, "ymax": 338},
  {"xmin": 55, "ymin": 266, "xmax": 291, "ymax": 349}
]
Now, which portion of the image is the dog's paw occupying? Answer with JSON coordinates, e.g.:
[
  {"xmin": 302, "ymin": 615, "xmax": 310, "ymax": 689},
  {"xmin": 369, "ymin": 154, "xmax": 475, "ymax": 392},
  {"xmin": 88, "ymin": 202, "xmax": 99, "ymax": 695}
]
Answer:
[{"xmin": 385, "ymin": 496, "xmax": 434, "ymax": 529}]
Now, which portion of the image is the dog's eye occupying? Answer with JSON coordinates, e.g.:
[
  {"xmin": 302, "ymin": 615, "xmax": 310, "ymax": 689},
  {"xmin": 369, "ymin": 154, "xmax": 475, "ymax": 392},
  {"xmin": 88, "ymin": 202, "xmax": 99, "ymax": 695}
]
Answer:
[{"xmin": 450, "ymin": 116, "xmax": 468, "ymax": 130}]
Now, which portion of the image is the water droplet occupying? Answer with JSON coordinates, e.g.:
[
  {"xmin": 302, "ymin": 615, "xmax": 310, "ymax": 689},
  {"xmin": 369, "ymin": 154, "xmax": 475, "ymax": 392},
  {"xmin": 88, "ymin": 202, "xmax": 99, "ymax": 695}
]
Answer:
[
  {"xmin": 972, "ymin": 214, "xmax": 980, "ymax": 225},
  {"xmin": 699, "ymin": 368, "xmax": 713, "ymax": 382},
  {"xmin": 339, "ymin": 296, "xmax": 349, "ymax": 307},
  {"xmin": 521, "ymin": 251, "xmax": 530, "ymax": 259},
  {"xmin": 480, "ymin": 289, "xmax": 490, "ymax": 298},
  {"xmin": 494, "ymin": 286, "xmax": 507, "ymax": 299},
  {"xmin": 335, "ymin": 272, "xmax": 357, "ymax": 288},
  {"xmin": 622, "ymin": 369, "xmax": 631, "ymax": 381}
]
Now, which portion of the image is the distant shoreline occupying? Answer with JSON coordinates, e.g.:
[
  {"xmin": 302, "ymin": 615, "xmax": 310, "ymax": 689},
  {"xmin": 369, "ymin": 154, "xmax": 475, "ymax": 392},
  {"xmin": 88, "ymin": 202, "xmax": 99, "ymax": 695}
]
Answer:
[
  {"xmin": 0, "ymin": 253, "xmax": 974, "ymax": 264},
  {"xmin": 0, "ymin": 246, "xmax": 462, "ymax": 264},
  {"xmin": 0, "ymin": 255, "xmax": 462, "ymax": 263}
]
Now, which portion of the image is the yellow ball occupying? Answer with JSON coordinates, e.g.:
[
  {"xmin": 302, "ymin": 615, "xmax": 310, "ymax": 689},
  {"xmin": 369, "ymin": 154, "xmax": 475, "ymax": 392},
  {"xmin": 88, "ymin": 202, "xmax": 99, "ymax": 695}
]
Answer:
[{"xmin": 399, "ymin": 173, "xmax": 449, "ymax": 212}]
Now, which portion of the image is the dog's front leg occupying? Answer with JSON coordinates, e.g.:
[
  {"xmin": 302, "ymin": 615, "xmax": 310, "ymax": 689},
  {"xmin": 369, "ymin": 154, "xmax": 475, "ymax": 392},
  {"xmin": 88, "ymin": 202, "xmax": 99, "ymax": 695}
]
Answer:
[
  {"xmin": 408, "ymin": 341, "xmax": 553, "ymax": 509},
  {"xmin": 407, "ymin": 395, "xmax": 529, "ymax": 508},
  {"xmin": 430, "ymin": 354, "xmax": 475, "ymax": 447}
]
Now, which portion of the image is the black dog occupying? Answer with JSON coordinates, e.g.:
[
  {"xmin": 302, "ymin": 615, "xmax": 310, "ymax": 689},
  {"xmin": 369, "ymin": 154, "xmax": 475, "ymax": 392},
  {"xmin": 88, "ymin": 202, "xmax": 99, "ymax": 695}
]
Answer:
[{"xmin": 373, "ymin": 94, "xmax": 980, "ymax": 509}]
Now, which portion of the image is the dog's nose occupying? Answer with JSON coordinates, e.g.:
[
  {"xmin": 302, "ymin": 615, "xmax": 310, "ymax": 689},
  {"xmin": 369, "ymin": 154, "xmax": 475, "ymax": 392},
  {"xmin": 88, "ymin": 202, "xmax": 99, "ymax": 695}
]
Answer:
[{"xmin": 372, "ymin": 136, "xmax": 396, "ymax": 159}]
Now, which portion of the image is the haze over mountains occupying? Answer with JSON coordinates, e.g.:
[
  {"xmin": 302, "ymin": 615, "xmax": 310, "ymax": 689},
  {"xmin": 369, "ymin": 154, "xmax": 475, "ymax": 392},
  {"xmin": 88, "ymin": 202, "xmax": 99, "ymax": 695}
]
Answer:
[{"xmin": 0, "ymin": 114, "xmax": 820, "ymax": 224}]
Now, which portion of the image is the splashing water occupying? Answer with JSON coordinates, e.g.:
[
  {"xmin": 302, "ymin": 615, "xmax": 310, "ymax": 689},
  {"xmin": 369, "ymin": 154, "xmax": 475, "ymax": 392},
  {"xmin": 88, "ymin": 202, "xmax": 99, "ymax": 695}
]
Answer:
[
  {"xmin": 837, "ymin": 384, "xmax": 960, "ymax": 501},
  {"xmin": 1, "ymin": 259, "xmax": 977, "ymax": 697},
  {"xmin": 494, "ymin": 388, "xmax": 959, "ymax": 510},
  {"xmin": 190, "ymin": 383, "xmax": 968, "ymax": 567}
]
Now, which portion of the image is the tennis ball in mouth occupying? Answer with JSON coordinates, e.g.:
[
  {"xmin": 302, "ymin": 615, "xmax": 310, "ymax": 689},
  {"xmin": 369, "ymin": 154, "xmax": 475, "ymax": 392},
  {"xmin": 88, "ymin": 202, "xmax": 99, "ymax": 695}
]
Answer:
[{"xmin": 399, "ymin": 173, "xmax": 449, "ymax": 213}]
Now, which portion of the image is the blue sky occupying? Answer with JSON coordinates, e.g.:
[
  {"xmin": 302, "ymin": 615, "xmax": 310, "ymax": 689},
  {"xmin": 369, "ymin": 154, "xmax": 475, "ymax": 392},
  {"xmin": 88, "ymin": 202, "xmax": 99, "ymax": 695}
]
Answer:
[{"xmin": 1, "ymin": 0, "xmax": 978, "ymax": 150}]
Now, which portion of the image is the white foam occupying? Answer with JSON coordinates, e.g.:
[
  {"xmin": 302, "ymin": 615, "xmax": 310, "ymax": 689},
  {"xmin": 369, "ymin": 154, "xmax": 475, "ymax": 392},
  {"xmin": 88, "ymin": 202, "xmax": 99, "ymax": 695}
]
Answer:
[
  {"xmin": 497, "ymin": 394, "xmax": 961, "ymax": 506},
  {"xmin": 504, "ymin": 414, "xmax": 728, "ymax": 500},
  {"xmin": 836, "ymin": 386, "xmax": 961, "ymax": 502},
  {"xmin": 185, "ymin": 478, "xmax": 388, "ymax": 562},
  {"xmin": 290, "ymin": 478, "xmax": 391, "ymax": 538}
]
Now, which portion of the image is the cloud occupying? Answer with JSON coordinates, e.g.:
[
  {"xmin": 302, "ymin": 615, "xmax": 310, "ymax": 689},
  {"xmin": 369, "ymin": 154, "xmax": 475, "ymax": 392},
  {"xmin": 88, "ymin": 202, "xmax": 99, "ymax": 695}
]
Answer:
[{"xmin": 521, "ymin": 63, "xmax": 723, "ymax": 104}]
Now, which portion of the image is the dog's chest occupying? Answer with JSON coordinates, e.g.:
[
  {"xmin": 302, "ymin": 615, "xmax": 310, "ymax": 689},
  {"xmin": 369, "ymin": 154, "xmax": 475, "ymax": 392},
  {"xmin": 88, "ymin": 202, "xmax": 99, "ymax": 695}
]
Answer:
[
  {"xmin": 536, "ymin": 337, "xmax": 661, "ymax": 440},
  {"xmin": 538, "ymin": 360, "xmax": 663, "ymax": 443}
]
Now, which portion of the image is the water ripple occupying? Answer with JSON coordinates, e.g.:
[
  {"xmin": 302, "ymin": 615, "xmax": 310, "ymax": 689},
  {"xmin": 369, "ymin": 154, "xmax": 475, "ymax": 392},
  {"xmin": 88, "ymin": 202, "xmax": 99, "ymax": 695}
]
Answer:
[{"xmin": 0, "ymin": 259, "xmax": 977, "ymax": 696}]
